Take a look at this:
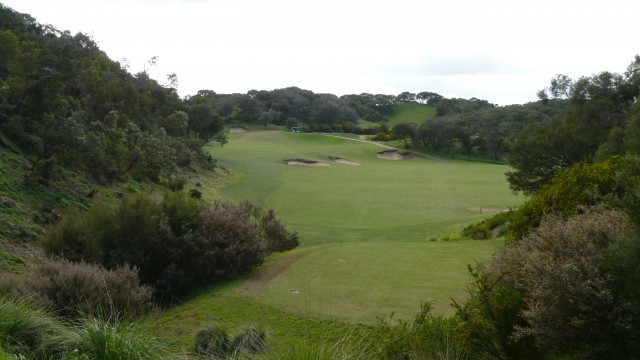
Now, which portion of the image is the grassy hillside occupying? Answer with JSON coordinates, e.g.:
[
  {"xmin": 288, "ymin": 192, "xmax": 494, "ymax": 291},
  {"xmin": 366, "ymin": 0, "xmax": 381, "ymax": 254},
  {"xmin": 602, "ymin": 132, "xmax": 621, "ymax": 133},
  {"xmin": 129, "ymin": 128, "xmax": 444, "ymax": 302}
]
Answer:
[{"xmin": 386, "ymin": 102, "xmax": 436, "ymax": 127}]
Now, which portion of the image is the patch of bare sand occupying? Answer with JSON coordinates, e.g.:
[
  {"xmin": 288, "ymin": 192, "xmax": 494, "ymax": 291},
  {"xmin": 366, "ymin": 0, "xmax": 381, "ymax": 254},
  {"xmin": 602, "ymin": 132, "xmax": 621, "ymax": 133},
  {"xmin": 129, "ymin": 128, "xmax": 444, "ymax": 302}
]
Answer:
[
  {"xmin": 329, "ymin": 156, "xmax": 361, "ymax": 166},
  {"xmin": 284, "ymin": 159, "xmax": 330, "ymax": 167},
  {"xmin": 377, "ymin": 150, "xmax": 419, "ymax": 160},
  {"xmin": 228, "ymin": 126, "xmax": 248, "ymax": 133}
]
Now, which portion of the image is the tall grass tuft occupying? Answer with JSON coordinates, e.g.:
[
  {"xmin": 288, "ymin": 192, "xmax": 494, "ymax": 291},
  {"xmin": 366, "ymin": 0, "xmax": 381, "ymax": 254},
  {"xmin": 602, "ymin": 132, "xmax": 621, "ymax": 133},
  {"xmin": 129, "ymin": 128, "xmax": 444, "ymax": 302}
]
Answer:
[
  {"xmin": 74, "ymin": 316, "xmax": 178, "ymax": 360},
  {"xmin": 194, "ymin": 323, "xmax": 267, "ymax": 359},
  {"xmin": 194, "ymin": 323, "xmax": 231, "ymax": 358},
  {"xmin": 262, "ymin": 331, "xmax": 376, "ymax": 360},
  {"xmin": 371, "ymin": 302, "xmax": 469, "ymax": 360},
  {"xmin": 0, "ymin": 296, "xmax": 77, "ymax": 357},
  {"xmin": 230, "ymin": 325, "xmax": 266, "ymax": 356}
]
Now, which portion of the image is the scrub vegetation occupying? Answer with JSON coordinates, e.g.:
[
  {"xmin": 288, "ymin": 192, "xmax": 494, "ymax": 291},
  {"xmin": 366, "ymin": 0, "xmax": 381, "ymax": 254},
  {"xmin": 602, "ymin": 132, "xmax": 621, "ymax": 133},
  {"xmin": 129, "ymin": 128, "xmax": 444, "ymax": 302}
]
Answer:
[{"xmin": 2, "ymin": 4, "xmax": 640, "ymax": 359}]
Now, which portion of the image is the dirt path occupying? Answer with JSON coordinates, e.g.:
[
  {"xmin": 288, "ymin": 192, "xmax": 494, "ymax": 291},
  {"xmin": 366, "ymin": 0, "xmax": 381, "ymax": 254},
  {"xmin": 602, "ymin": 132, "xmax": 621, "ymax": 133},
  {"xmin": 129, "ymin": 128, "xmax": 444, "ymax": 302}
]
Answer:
[
  {"xmin": 240, "ymin": 249, "xmax": 312, "ymax": 294},
  {"xmin": 320, "ymin": 134, "xmax": 449, "ymax": 162}
]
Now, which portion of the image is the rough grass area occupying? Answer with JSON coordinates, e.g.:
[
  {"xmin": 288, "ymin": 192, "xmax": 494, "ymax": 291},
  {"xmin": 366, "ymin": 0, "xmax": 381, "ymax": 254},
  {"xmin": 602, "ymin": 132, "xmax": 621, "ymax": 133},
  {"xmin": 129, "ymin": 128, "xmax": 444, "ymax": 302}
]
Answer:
[
  {"xmin": 0, "ymin": 145, "xmax": 92, "ymax": 245},
  {"xmin": 0, "ymin": 249, "xmax": 25, "ymax": 272}
]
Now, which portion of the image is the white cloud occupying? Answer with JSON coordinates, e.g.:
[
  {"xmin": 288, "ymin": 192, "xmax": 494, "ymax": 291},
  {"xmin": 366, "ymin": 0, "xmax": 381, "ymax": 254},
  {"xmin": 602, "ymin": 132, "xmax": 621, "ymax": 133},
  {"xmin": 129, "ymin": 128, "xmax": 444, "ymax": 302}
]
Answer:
[{"xmin": 4, "ymin": 0, "xmax": 639, "ymax": 105}]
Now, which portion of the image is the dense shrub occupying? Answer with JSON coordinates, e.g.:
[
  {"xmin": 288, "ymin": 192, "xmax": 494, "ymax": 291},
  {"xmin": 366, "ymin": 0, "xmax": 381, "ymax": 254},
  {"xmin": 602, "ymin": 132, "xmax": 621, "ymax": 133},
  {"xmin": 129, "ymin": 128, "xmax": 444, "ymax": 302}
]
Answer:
[
  {"xmin": 239, "ymin": 201, "xmax": 300, "ymax": 252},
  {"xmin": 610, "ymin": 153, "xmax": 640, "ymax": 224},
  {"xmin": 458, "ymin": 205, "xmax": 639, "ymax": 359},
  {"xmin": 500, "ymin": 206, "xmax": 636, "ymax": 358},
  {"xmin": 42, "ymin": 192, "xmax": 299, "ymax": 300},
  {"xmin": 506, "ymin": 156, "xmax": 622, "ymax": 241},
  {"xmin": 461, "ymin": 210, "xmax": 513, "ymax": 240},
  {"xmin": 0, "ymin": 257, "xmax": 153, "ymax": 319},
  {"xmin": 453, "ymin": 266, "xmax": 533, "ymax": 360},
  {"xmin": 370, "ymin": 132, "xmax": 392, "ymax": 141}
]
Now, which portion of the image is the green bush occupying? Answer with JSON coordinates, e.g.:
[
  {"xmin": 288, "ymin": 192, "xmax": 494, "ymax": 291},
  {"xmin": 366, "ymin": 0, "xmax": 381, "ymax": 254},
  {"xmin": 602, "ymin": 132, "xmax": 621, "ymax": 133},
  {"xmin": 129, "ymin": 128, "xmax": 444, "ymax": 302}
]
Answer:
[
  {"xmin": 370, "ymin": 132, "xmax": 391, "ymax": 141},
  {"xmin": 239, "ymin": 201, "xmax": 300, "ymax": 252},
  {"xmin": 453, "ymin": 265, "xmax": 533, "ymax": 359},
  {"xmin": 458, "ymin": 205, "xmax": 639, "ymax": 359},
  {"xmin": 461, "ymin": 211, "xmax": 513, "ymax": 240},
  {"xmin": 498, "ymin": 206, "xmax": 636, "ymax": 358},
  {"xmin": 0, "ymin": 258, "xmax": 153, "ymax": 319},
  {"xmin": 42, "ymin": 192, "xmax": 299, "ymax": 300},
  {"xmin": 610, "ymin": 153, "xmax": 640, "ymax": 225},
  {"xmin": 506, "ymin": 156, "xmax": 622, "ymax": 242}
]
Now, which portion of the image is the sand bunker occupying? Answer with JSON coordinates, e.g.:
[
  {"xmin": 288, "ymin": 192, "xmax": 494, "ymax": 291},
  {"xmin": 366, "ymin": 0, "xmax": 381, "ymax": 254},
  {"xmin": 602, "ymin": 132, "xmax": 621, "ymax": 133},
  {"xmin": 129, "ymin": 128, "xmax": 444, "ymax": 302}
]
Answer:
[
  {"xmin": 228, "ymin": 126, "xmax": 248, "ymax": 133},
  {"xmin": 284, "ymin": 159, "xmax": 330, "ymax": 167},
  {"xmin": 329, "ymin": 156, "xmax": 361, "ymax": 166},
  {"xmin": 377, "ymin": 150, "xmax": 419, "ymax": 160}
]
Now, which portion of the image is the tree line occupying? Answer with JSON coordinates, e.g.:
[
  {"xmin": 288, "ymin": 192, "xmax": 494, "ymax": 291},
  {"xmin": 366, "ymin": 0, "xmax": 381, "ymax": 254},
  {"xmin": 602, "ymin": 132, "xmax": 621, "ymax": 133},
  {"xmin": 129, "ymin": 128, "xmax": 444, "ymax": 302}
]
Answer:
[
  {"xmin": 0, "ymin": 4, "xmax": 225, "ymax": 186},
  {"xmin": 454, "ymin": 56, "xmax": 640, "ymax": 358},
  {"xmin": 390, "ymin": 98, "xmax": 568, "ymax": 161}
]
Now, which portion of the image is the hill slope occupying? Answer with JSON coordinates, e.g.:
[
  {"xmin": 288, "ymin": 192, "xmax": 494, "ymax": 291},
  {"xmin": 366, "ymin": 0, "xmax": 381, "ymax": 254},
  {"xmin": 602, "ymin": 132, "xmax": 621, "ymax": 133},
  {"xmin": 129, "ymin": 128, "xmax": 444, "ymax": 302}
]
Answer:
[{"xmin": 386, "ymin": 102, "xmax": 437, "ymax": 127}]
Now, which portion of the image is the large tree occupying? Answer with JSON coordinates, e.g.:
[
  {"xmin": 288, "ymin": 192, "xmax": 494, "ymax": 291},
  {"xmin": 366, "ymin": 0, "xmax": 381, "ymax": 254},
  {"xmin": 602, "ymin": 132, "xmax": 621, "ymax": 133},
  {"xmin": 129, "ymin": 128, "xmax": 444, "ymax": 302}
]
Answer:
[{"xmin": 507, "ymin": 57, "xmax": 640, "ymax": 194}]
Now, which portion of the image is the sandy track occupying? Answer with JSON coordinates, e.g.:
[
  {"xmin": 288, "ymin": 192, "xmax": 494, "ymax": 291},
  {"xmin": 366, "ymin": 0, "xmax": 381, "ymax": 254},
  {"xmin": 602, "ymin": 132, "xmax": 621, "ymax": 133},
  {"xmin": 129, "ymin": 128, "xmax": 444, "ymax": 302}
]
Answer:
[{"xmin": 241, "ymin": 250, "xmax": 312, "ymax": 294}]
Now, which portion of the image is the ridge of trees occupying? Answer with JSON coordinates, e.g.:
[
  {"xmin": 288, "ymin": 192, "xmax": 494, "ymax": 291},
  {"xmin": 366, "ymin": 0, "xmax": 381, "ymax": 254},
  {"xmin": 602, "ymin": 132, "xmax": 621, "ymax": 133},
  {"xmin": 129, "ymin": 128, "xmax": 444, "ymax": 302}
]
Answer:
[
  {"xmin": 454, "ymin": 56, "xmax": 640, "ymax": 358},
  {"xmin": 507, "ymin": 59, "xmax": 640, "ymax": 194},
  {"xmin": 0, "ymin": 4, "xmax": 223, "ymax": 187},
  {"xmin": 0, "ymin": 4, "xmax": 300, "ymax": 304},
  {"xmin": 407, "ymin": 99, "xmax": 567, "ymax": 160}
]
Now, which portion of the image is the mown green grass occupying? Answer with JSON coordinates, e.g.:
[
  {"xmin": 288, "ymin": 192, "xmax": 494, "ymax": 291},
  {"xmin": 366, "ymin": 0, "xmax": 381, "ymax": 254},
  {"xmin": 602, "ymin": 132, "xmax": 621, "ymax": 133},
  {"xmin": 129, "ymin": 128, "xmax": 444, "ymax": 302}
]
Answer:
[
  {"xmin": 386, "ymin": 102, "xmax": 436, "ymax": 127},
  {"xmin": 151, "ymin": 130, "xmax": 521, "ymax": 347},
  {"xmin": 211, "ymin": 131, "xmax": 519, "ymax": 245},
  {"xmin": 152, "ymin": 275, "xmax": 369, "ymax": 350},
  {"xmin": 252, "ymin": 240, "xmax": 502, "ymax": 322},
  {"xmin": 153, "ymin": 239, "xmax": 500, "ymax": 347}
]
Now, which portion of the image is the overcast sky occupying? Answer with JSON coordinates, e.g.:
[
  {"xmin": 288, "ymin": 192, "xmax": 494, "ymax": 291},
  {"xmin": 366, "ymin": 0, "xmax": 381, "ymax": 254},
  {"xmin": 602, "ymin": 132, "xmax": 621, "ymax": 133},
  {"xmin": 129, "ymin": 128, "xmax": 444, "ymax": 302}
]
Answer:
[{"xmin": 4, "ymin": 0, "xmax": 639, "ymax": 105}]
